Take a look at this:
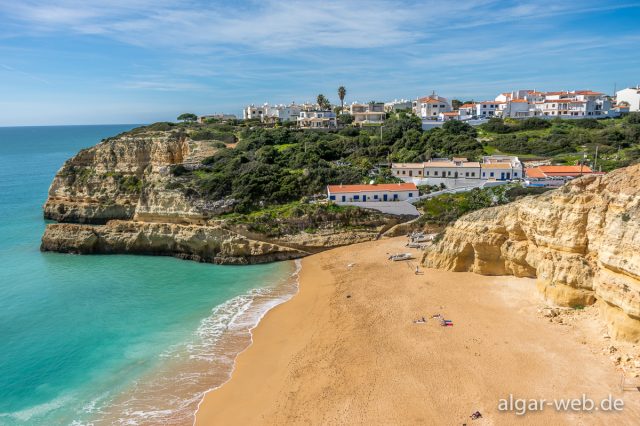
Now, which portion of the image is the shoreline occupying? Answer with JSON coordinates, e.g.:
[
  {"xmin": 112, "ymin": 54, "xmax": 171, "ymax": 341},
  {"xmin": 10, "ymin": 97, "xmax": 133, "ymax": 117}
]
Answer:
[
  {"xmin": 195, "ymin": 236, "xmax": 640, "ymax": 425},
  {"xmin": 191, "ymin": 259, "xmax": 302, "ymax": 425},
  {"xmin": 87, "ymin": 260, "xmax": 301, "ymax": 425}
]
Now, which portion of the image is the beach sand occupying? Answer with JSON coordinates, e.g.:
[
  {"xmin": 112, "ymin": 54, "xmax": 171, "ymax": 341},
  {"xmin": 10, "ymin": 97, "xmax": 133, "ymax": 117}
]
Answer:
[{"xmin": 195, "ymin": 236, "xmax": 640, "ymax": 425}]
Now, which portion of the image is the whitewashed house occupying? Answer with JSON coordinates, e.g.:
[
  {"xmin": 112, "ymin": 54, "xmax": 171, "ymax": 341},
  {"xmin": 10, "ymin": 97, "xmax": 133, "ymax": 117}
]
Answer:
[
  {"xmin": 481, "ymin": 155, "xmax": 523, "ymax": 180},
  {"xmin": 413, "ymin": 94, "xmax": 451, "ymax": 120},
  {"xmin": 297, "ymin": 110, "xmax": 337, "ymax": 129},
  {"xmin": 476, "ymin": 101, "xmax": 503, "ymax": 117},
  {"xmin": 327, "ymin": 183, "xmax": 418, "ymax": 202},
  {"xmin": 616, "ymin": 87, "xmax": 640, "ymax": 112},
  {"xmin": 243, "ymin": 104, "xmax": 266, "ymax": 120}
]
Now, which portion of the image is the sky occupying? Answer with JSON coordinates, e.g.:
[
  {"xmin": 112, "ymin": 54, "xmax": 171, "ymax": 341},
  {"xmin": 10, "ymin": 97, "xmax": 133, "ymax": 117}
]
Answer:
[{"xmin": 0, "ymin": 0, "xmax": 639, "ymax": 126}]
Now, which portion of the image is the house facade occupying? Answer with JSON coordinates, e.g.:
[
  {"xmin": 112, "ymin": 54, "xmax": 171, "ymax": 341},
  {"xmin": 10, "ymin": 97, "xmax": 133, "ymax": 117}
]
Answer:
[
  {"xmin": 525, "ymin": 165, "xmax": 599, "ymax": 187},
  {"xmin": 327, "ymin": 183, "xmax": 418, "ymax": 202},
  {"xmin": 297, "ymin": 110, "xmax": 337, "ymax": 129},
  {"xmin": 616, "ymin": 87, "xmax": 640, "ymax": 112},
  {"xmin": 392, "ymin": 155, "xmax": 522, "ymax": 183},
  {"xmin": 413, "ymin": 94, "xmax": 451, "ymax": 120},
  {"xmin": 349, "ymin": 102, "xmax": 386, "ymax": 125}
]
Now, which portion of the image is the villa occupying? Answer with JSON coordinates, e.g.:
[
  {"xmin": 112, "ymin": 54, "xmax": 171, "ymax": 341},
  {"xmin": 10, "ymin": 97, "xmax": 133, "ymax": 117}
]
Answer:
[
  {"xmin": 297, "ymin": 110, "xmax": 337, "ymax": 129},
  {"xmin": 616, "ymin": 87, "xmax": 640, "ymax": 112},
  {"xmin": 327, "ymin": 183, "xmax": 418, "ymax": 203},
  {"xmin": 413, "ymin": 94, "xmax": 451, "ymax": 120},
  {"xmin": 349, "ymin": 102, "xmax": 386, "ymax": 126}
]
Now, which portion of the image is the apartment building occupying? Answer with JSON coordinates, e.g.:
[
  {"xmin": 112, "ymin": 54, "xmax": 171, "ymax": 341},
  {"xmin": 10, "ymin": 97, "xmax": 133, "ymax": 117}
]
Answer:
[
  {"xmin": 349, "ymin": 102, "xmax": 386, "ymax": 125},
  {"xmin": 297, "ymin": 110, "xmax": 337, "ymax": 129},
  {"xmin": 413, "ymin": 94, "xmax": 451, "ymax": 120}
]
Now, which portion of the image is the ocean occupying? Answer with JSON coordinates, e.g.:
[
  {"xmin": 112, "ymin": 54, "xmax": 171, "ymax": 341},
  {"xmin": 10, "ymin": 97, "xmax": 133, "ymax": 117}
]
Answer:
[{"xmin": 0, "ymin": 125, "xmax": 297, "ymax": 425}]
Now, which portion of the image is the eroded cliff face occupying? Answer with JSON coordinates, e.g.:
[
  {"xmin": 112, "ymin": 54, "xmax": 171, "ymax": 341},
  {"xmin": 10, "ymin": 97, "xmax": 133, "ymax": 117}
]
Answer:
[
  {"xmin": 423, "ymin": 165, "xmax": 640, "ymax": 342},
  {"xmin": 42, "ymin": 128, "xmax": 395, "ymax": 264}
]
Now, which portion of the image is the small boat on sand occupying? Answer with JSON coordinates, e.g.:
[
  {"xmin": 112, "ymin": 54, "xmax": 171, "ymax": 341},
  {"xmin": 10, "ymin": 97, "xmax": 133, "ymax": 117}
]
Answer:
[{"xmin": 388, "ymin": 253, "xmax": 414, "ymax": 261}]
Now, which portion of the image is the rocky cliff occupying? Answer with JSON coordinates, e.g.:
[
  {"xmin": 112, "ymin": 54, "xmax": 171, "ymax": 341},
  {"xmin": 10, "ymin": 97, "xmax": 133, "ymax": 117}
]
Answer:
[
  {"xmin": 423, "ymin": 165, "xmax": 640, "ymax": 342},
  {"xmin": 42, "ymin": 127, "xmax": 397, "ymax": 264}
]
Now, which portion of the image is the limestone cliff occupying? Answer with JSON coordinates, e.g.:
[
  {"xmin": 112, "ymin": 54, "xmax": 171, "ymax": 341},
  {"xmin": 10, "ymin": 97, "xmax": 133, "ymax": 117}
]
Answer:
[
  {"xmin": 422, "ymin": 165, "xmax": 640, "ymax": 342},
  {"xmin": 42, "ymin": 127, "xmax": 398, "ymax": 264}
]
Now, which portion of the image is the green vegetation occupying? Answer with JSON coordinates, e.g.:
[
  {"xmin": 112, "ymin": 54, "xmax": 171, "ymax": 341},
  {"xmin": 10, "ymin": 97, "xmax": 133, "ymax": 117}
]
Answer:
[
  {"xmin": 415, "ymin": 184, "xmax": 553, "ymax": 226},
  {"xmin": 224, "ymin": 200, "xmax": 389, "ymax": 237},
  {"xmin": 480, "ymin": 114, "xmax": 640, "ymax": 171},
  {"xmin": 177, "ymin": 113, "xmax": 197, "ymax": 122},
  {"xmin": 117, "ymin": 112, "xmax": 640, "ymax": 215}
]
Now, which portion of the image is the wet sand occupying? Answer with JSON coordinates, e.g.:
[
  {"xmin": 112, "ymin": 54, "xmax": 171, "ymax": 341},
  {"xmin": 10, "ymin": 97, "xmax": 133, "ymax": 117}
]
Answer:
[{"xmin": 195, "ymin": 236, "xmax": 640, "ymax": 425}]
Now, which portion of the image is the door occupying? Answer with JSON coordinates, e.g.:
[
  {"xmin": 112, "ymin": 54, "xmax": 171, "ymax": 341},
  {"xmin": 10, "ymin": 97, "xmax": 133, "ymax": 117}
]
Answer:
[
  {"xmin": 500, "ymin": 172, "xmax": 505, "ymax": 180},
  {"xmin": 362, "ymin": 195, "xmax": 367, "ymax": 202},
  {"xmin": 383, "ymin": 194, "xmax": 388, "ymax": 201}
]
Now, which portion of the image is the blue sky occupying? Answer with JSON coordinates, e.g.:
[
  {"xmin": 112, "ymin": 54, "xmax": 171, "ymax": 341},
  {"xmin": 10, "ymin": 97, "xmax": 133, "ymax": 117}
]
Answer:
[{"xmin": 0, "ymin": 0, "xmax": 639, "ymax": 126}]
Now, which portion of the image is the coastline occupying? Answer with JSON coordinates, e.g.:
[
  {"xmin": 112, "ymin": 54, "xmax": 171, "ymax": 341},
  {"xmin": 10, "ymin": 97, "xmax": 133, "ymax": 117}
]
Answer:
[
  {"xmin": 195, "ymin": 236, "xmax": 640, "ymax": 425},
  {"xmin": 89, "ymin": 260, "xmax": 301, "ymax": 425}
]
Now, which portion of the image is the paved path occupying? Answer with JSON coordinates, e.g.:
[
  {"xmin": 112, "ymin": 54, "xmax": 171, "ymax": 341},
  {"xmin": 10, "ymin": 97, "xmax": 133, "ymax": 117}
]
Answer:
[{"xmin": 336, "ymin": 201, "xmax": 419, "ymax": 216}]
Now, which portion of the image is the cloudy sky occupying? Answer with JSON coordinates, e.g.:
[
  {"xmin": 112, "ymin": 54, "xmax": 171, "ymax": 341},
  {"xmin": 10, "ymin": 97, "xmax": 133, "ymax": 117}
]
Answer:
[{"xmin": 1, "ymin": 0, "xmax": 639, "ymax": 126}]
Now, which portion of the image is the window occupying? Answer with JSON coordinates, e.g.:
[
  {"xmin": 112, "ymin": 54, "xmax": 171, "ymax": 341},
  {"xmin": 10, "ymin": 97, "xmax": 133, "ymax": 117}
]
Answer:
[
  {"xmin": 490, "ymin": 172, "xmax": 494, "ymax": 177},
  {"xmin": 465, "ymin": 172, "xmax": 469, "ymax": 177},
  {"xmin": 426, "ymin": 171, "xmax": 429, "ymax": 176},
  {"xmin": 440, "ymin": 104, "xmax": 445, "ymax": 108},
  {"xmin": 514, "ymin": 172, "xmax": 518, "ymax": 177},
  {"xmin": 408, "ymin": 193, "xmax": 413, "ymax": 197},
  {"xmin": 374, "ymin": 194, "xmax": 379, "ymax": 199},
  {"xmin": 434, "ymin": 171, "xmax": 438, "ymax": 176},
  {"xmin": 402, "ymin": 170, "xmax": 406, "ymax": 175},
  {"xmin": 418, "ymin": 170, "xmax": 422, "ymax": 175},
  {"xmin": 482, "ymin": 172, "xmax": 486, "ymax": 177},
  {"xmin": 471, "ymin": 172, "xmax": 475, "ymax": 177},
  {"xmin": 483, "ymin": 105, "xmax": 487, "ymax": 108},
  {"xmin": 354, "ymin": 195, "xmax": 359, "ymax": 200},
  {"xmin": 448, "ymin": 171, "xmax": 451, "ymax": 176},
  {"xmin": 329, "ymin": 195, "xmax": 336, "ymax": 200}
]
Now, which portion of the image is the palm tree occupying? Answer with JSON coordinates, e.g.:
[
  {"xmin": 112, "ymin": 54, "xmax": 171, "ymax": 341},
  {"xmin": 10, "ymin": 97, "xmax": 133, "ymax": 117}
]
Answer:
[
  {"xmin": 338, "ymin": 86, "xmax": 346, "ymax": 113},
  {"xmin": 316, "ymin": 94, "xmax": 330, "ymax": 110}
]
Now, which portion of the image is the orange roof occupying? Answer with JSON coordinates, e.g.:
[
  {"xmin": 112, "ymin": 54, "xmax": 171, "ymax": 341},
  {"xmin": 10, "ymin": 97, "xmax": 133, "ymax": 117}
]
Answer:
[
  {"xmin": 574, "ymin": 90, "xmax": 603, "ymax": 95},
  {"xmin": 418, "ymin": 97, "xmax": 444, "ymax": 104},
  {"xmin": 327, "ymin": 183, "xmax": 417, "ymax": 194},
  {"xmin": 525, "ymin": 168, "xmax": 547, "ymax": 178},
  {"xmin": 544, "ymin": 99, "xmax": 586, "ymax": 103},
  {"xmin": 526, "ymin": 165, "xmax": 595, "ymax": 178},
  {"xmin": 480, "ymin": 101, "xmax": 505, "ymax": 104},
  {"xmin": 442, "ymin": 111, "xmax": 459, "ymax": 116},
  {"xmin": 460, "ymin": 103, "xmax": 475, "ymax": 108},
  {"xmin": 510, "ymin": 99, "xmax": 528, "ymax": 103}
]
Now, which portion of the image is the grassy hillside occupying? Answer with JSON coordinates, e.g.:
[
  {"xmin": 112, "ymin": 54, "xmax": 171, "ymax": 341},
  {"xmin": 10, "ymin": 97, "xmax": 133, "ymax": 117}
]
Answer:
[{"xmin": 116, "ymin": 112, "xmax": 640, "ymax": 213}]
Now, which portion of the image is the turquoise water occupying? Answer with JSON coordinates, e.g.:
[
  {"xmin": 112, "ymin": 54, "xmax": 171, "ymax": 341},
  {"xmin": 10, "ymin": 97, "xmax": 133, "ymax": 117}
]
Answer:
[{"xmin": 0, "ymin": 126, "xmax": 294, "ymax": 425}]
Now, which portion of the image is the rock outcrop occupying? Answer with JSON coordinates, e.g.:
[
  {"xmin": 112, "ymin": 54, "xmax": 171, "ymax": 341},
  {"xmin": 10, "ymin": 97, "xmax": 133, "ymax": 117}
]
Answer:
[
  {"xmin": 422, "ymin": 165, "xmax": 640, "ymax": 342},
  {"xmin": 42, "ymin": 128, "xmax": 397, "ymax": 264}
]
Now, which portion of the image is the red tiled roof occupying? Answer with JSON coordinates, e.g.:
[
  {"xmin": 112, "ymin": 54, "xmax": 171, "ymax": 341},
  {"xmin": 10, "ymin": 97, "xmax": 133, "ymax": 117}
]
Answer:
[
  {"xmin": 510, "ymin": 99, "xmax": 529, "ymax": 103},
  {"xmin": 460, "ymin": 103, "xmax": 476, "ymax": 108},
  {"xmin": 526, "ymin": 165, "xmax": 595, "ymax": 178},
  {"xmin": 418, "ymin": 97, "xmax": 444, "ymax": 104},
  {"xmin": 327, "ymin": 183, "xmax": 417, "ymax": 193},
  {"xmin": 442, "ymin": 111, "xmax": 459, "ymax": 116},
  {"xmin": 574, "ymin": 90, "xmax": 603, "ymax": 95}
]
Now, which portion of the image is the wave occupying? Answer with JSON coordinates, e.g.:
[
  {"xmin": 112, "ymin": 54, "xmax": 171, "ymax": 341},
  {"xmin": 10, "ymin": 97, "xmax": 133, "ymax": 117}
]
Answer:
[{"xmin": 88, "ymin": 259, "xmax": 301, "ymax": 425}]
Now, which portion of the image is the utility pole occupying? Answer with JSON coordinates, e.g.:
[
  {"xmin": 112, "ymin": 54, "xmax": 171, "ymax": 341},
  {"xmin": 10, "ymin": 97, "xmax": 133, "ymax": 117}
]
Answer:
[{"xmin": 594, "ymin": 145, "xmax": 599, "ymax": 171}]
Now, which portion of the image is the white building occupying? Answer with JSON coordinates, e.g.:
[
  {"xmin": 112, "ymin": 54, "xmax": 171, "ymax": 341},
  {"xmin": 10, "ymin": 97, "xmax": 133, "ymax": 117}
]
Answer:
[
  {"xmin": 384, "ymin": 99, "xmax": 413, "ymax": 112},
  {"xmin": 392, "ymin": 155, "xmax": 522, "ymax": 183},
  {"xmin": 297, "ymin": 110, "xmax": 337, "ymax": 129},
  {"xmin": 475, "ymin": 101, "xmax": 504, "ymax": 117},
  {"xmin": 438, "ymin": 111, "xmax": 461, "ymax": 121},
  {"xmin": 243, "ymin": 104, "xmax": 266, "ymax": 120},
  {"xmin": 616, "ymin": 87, "xmax": 640, "ymax": 112},
  {"xmin": 349, "ymin": 102, "xmax": 386, "ymax": 125},
  {"xmin": 414, "ymin": 94, "xmax": 451, "ymax": 120},
  {"xmin": 327, "ymin": 183, "xmax": 418, "ymax": 203}
]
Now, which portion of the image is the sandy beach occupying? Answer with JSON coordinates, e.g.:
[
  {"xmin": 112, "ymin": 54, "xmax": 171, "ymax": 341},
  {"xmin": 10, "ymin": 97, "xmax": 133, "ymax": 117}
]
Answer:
[{"xmin": 195, "ymin": 236, "xmax": 640, "ymax": 425}]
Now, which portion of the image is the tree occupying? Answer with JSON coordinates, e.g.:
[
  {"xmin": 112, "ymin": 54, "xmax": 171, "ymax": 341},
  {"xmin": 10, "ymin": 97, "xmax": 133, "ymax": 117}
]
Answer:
[
  {"xmin": 316, "ymin": 94, "xmax": 331, "ymax": 110},
  {"xmin": 177, "ymin": 113, "xmax": 197, "ymax": 123},
  {"xmin": 338, "ymin": 86, "xmax": 346, "ymax": 113},
  {"xmin": 451, "ymin": 99, "xmax": 463, "ymax": 110}
]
